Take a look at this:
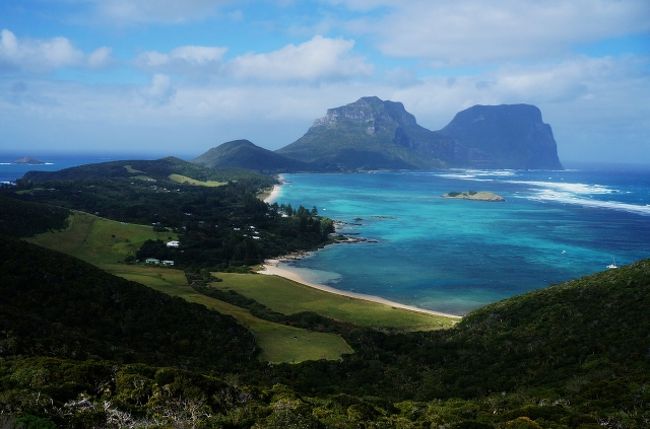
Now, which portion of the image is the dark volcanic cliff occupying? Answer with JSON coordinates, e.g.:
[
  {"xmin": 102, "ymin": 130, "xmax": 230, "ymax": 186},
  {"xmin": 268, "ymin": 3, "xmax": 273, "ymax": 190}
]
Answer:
[
  {"xmin": 440, "ymin": 104, "xmax": 563, "ymax": 169},
  {"xmin": 277, "ymin": 96, "xmax": 457, "ymax": 170},
  {"xmin": 277, "ymin": 97, "xmax": 563, "ymax": 170}
]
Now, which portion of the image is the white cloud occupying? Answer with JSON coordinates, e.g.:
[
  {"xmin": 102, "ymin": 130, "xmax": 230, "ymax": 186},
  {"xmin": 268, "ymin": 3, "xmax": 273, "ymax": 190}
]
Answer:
[
  {"xmin": 2, "ymin": 53, "xmax": 647, "ymax": 163},
  {"xmin": 137, "ymin": 45, "xmax": 227, "ymax": 72},
  {"xmin": 324, "ymin": 0, "xmax": 399, "ymax": 11},
  {"xmin": 141, "ymin": 73, "xmax": 176, "ymax": 105},
  {"xmin": 93, "ymin": 0, "xmax": 230, "ymax": 24},
  {"xmin": 87, "ymin": 47, "xmax": 113, "ymax": 68},
  {"xmin": 0, "ymin": 29, "xmax": 112, "ymax": 73},
  {"xmin": 339, "ymin": 0, "xmax": 650, "ymax": 65},
  {"xmin": 228, "ymin": 35, "xmax": 373, "ymax": 81}
]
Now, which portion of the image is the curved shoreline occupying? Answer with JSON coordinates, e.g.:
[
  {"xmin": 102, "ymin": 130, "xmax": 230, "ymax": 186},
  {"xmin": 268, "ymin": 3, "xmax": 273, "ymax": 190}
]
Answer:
[
  {"xmin": 257, "ymin": 259, "xmax": 462, "ymax": 320},
  {"xmin": 263, "ymin": 174, "xmax": 286, "ymax": 203}
]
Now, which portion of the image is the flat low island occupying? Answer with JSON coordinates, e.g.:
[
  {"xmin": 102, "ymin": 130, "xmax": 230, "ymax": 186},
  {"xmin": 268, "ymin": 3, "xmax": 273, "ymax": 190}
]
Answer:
[{"xmin": 443, "ymin": 191, "xmax": 505, "ymax": 202}]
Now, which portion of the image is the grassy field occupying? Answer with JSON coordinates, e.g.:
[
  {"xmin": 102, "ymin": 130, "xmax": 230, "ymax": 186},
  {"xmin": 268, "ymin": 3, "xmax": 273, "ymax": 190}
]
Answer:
[
  {"xmin": 28, "ymin": 211, "xmax": 175, "ymax": 267},
  {"xmin": 107, "ymin": 264, "xmax": 353, "ymax": 363},
  {"xmin": 27, "ymin": 211, "xmax": 453, "ymax": 362},
  {"xmin": 28, "ymin": 213, "xmax": 353, "ymax": 363},
  {"xmin": 212, "ymin": 272, "xmax": 457, "ymax": 331},
  {"xmin": 123, "ymin": 164, "xmax": 144, "ymax": 174},
  {"xmin": 168, "ymin": 173, "xmax": 226, "ymax": 187}
]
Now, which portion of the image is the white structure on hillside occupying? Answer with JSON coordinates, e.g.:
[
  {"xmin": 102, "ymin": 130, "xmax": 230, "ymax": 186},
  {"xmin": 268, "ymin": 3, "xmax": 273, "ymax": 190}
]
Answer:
[{"xmin": 166, "ymin": 240, "xmax": 180, "ymax": 248}]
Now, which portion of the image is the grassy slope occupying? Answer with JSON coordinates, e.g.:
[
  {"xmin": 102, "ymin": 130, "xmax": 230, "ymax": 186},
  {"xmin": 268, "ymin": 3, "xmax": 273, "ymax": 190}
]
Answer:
[
  {"xmin": 27, "ymin": 211, "xmax": 175, "ymax": 268},
  {"xmin": 213, "ymin": 272, "xmax": 455, "ymax": 331},
  {"xmin": 0, "ymin": 238, "xmax": 258, "ymax": 371},
  {"xmin": 28, "ymin": 213, "xmax": 353, "ymax": 363},
  {"xmin": 168, "ymin": 173, "xmax": 227, "ymax": 187},
  {"xmin": 107, "ymin": 264, "xmax": 353, "ymax": 363}
]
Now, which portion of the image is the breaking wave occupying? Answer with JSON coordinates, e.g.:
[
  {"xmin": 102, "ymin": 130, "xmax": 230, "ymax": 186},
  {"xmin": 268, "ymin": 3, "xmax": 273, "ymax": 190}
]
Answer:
[
  {"xmin": 505, "ymin": 180, "xmax": 615, "ymax": 195},
  {"xmin": 527, "ymin": 189, "xmax": 650, "ymax": 216},
  {"xmin": 434, "ymin": 169, "xmax": 649, "ymax": 216},
  {"xmin": 436, "ymin": 169, "xmax": 516, "ymax": 181}
]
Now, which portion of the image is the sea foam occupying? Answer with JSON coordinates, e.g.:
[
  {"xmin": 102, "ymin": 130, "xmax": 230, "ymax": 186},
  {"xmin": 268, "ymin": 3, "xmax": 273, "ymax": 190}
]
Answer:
[
  {"xmin": 528, "ymin": 189, "xmax": 650, "ymax": 216},
  {"xmin": 506, "ymin": 180, "xmax": 615, "ymax": 195}
]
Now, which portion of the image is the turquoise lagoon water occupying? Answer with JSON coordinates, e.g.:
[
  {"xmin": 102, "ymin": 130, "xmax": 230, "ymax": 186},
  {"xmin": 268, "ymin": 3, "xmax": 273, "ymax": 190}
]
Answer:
[{"xmin": 275, "ymin": 167, "xmax": 650, "ymax": 315}]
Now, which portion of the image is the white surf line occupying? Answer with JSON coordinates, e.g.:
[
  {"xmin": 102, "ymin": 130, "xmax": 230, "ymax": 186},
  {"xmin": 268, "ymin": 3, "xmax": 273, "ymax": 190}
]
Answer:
[{"xmin": 263, "ymin": 174, "xmax": 286, "ymax": 204}]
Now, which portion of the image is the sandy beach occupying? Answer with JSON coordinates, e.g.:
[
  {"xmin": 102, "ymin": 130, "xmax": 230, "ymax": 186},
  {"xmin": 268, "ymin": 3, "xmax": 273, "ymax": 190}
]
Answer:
[
  {"xmin": 263, "ymin": 174, "xmax": 286, "ymax": 203},
  {"xmin": 257, "ymin": 258, "xmax": 462, "ymax": 319},
  {"xmin": 259, "ymin": 173, "xmax": 460, "ymax": 319}
]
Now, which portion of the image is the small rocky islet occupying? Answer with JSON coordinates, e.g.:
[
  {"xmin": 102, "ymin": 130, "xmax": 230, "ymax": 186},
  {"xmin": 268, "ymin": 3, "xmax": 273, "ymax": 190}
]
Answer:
[{"xmin": 442, "ymin": 191, "xmax": 505, "ymax": 202}]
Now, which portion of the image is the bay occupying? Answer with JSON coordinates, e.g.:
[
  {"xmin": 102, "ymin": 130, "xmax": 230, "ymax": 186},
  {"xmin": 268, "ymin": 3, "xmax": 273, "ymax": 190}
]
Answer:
[{"xmin": 275, "ymin": 166, "xmax": 650, "ymax": 315}]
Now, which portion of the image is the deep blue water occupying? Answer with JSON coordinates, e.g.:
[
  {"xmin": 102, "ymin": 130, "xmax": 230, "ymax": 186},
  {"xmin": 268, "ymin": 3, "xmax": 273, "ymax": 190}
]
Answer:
[
  {"xmin": 275, "ymin": 167, "xmax": 650, "ymax": 314},
  {"xmin": 3, "ymin": 156, "xmax": 649, "ymax": 315},
  {"xmin": 0, "ymin": 153, "xmax": 165, "ymax": 183}
]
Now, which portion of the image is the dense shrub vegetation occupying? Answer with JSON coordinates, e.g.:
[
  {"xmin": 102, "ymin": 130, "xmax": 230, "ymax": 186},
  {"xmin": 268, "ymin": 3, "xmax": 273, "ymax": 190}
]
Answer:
[
  {"xmin": 2, "ymin": 236, "xmax": 648, "ymax": 427},
  {"xmin": 1, "ymin": 160, "xmax": 649, "ymax": 428},
  {"xmin": 0, "ymin": 237, "xmax": 258, "ymax": 372},
  {"xmin": 6, "ymin": 158, "xmax": 334, "ymax": 268},
  {"xmin": 0, "ymin": 195, "xmax": 69, "ymax": 237}
]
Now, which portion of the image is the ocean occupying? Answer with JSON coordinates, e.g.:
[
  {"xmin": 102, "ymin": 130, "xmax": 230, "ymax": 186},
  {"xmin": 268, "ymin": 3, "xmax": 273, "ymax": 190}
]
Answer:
[
  {"xmin": 274, "ymin": 166, "xmax": 650, "ymax": 315},
  {"xmin": 0, "ymin": 153, "xmax": 166, "ymax": 184},
  {"xmin": 3, "ymin": 156, "xmax": 649, "ymax": 316}
]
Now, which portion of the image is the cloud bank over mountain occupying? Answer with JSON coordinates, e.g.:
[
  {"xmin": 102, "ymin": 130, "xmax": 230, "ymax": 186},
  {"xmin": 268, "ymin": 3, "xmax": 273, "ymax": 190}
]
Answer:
[{"xmin": 0, "ymin": 1, "xmax": 648, "ymax": 163}]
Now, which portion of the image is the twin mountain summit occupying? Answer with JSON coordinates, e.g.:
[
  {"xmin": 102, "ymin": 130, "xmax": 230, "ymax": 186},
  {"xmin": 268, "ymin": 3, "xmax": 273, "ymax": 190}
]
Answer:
[{"xmin": 194, "ymin": 96, "xmax": 563, "ymax": 172}]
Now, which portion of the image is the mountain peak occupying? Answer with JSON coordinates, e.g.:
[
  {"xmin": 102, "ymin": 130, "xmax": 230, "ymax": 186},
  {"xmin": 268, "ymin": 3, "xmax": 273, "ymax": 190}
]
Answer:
[
  {"xmin": 441, "ymin": 104, "xmax": 562, "ymax": 169},
  {"xmin": 277, "ymin": 98, "xmax": 563, "ymax": 170},
  {"xmin": 277, "ymin": 96, "xmax": 447, "ymax": 169},
  {"xmin": 219, "ymin": 139, "xmax": 256, "ymax": 149},
  {"xmin": 357, "ymin": 95, "xmax": 383, "ymax": 104},
  {"xmin": 313, "ymin": 96, "xmax": 416, "ymax": 130},
  {"xmin": 193, "ymin": 139, "xmax": 310, "ymax": 172}
]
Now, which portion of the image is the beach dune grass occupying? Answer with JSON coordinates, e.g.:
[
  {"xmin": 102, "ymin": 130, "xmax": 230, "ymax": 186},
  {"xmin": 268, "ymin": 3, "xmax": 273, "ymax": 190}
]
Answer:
[
  {"xmin": 211, "ymin": 272, "xmax": 457, "ymax": 331},
  {"xmin": 168, "ymin": 173, "xmax": 226, "ymax": 187}
]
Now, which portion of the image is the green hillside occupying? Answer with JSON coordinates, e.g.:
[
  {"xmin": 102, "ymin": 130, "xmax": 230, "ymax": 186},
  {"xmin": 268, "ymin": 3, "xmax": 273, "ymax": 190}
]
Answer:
[
  {"xmin": 7, "ymin": 160, "xmax": 332, "ymax": 269},
  {"xmin": 27, "ymin": 211, "xmax": 175, "ymax": 267},
  {"xmin": 109, "ymin": 264, "xmax": 354, "ymax": 363},
  {"xmin": 211, "ymin": 271, "xmax": 456, "ymax": 331},
  {"xmin": 19, "ymin": 156, "xmax": 264, "ymax": 185},
  {"xmin": 0, "ymin": 237, "xmax": 258, "ymax": 371},
  {"xmin": 2, "ymin": 251, "xmax": 648, "ymax": 428},
  {"xmin": 274, "ymin": 259, "xmax": 650, "ymax": 406},
  {"xmin": 193, "ymin": 139, "xmax": 313, "ymax": 172},
  {"xmin": 0, "ymin": 194, "xmax": 69, "ymax": 237},
  {"xmin": 21, "ymin": 206, "xmax": 353, "ymax": 363},
  {"xmin": 1, "ymin": 160, "xmax": 648, "ymax": 428}
]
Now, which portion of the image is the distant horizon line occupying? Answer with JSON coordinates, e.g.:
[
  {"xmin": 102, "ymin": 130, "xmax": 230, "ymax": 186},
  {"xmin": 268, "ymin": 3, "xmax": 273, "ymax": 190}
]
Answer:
[{"xmin": 1, "ymin": 151, "xmax": 649, "ymax": 170}]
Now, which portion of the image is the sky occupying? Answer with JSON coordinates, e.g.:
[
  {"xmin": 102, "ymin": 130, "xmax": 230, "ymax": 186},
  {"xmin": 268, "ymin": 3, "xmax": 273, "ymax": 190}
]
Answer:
[{"xmin": 0, "ymin": 0, "xmax": 649, "ymax": 163}]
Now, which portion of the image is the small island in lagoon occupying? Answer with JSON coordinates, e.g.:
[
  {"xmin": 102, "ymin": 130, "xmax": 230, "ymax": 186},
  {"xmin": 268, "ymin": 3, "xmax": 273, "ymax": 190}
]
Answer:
[
  {"xmin": 443, "ymin": 190, "xmax": 505, "ymax": 202},
  {"xmin": 12, "ymin": 156, "xmax": 46, "ymax": 165}
]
